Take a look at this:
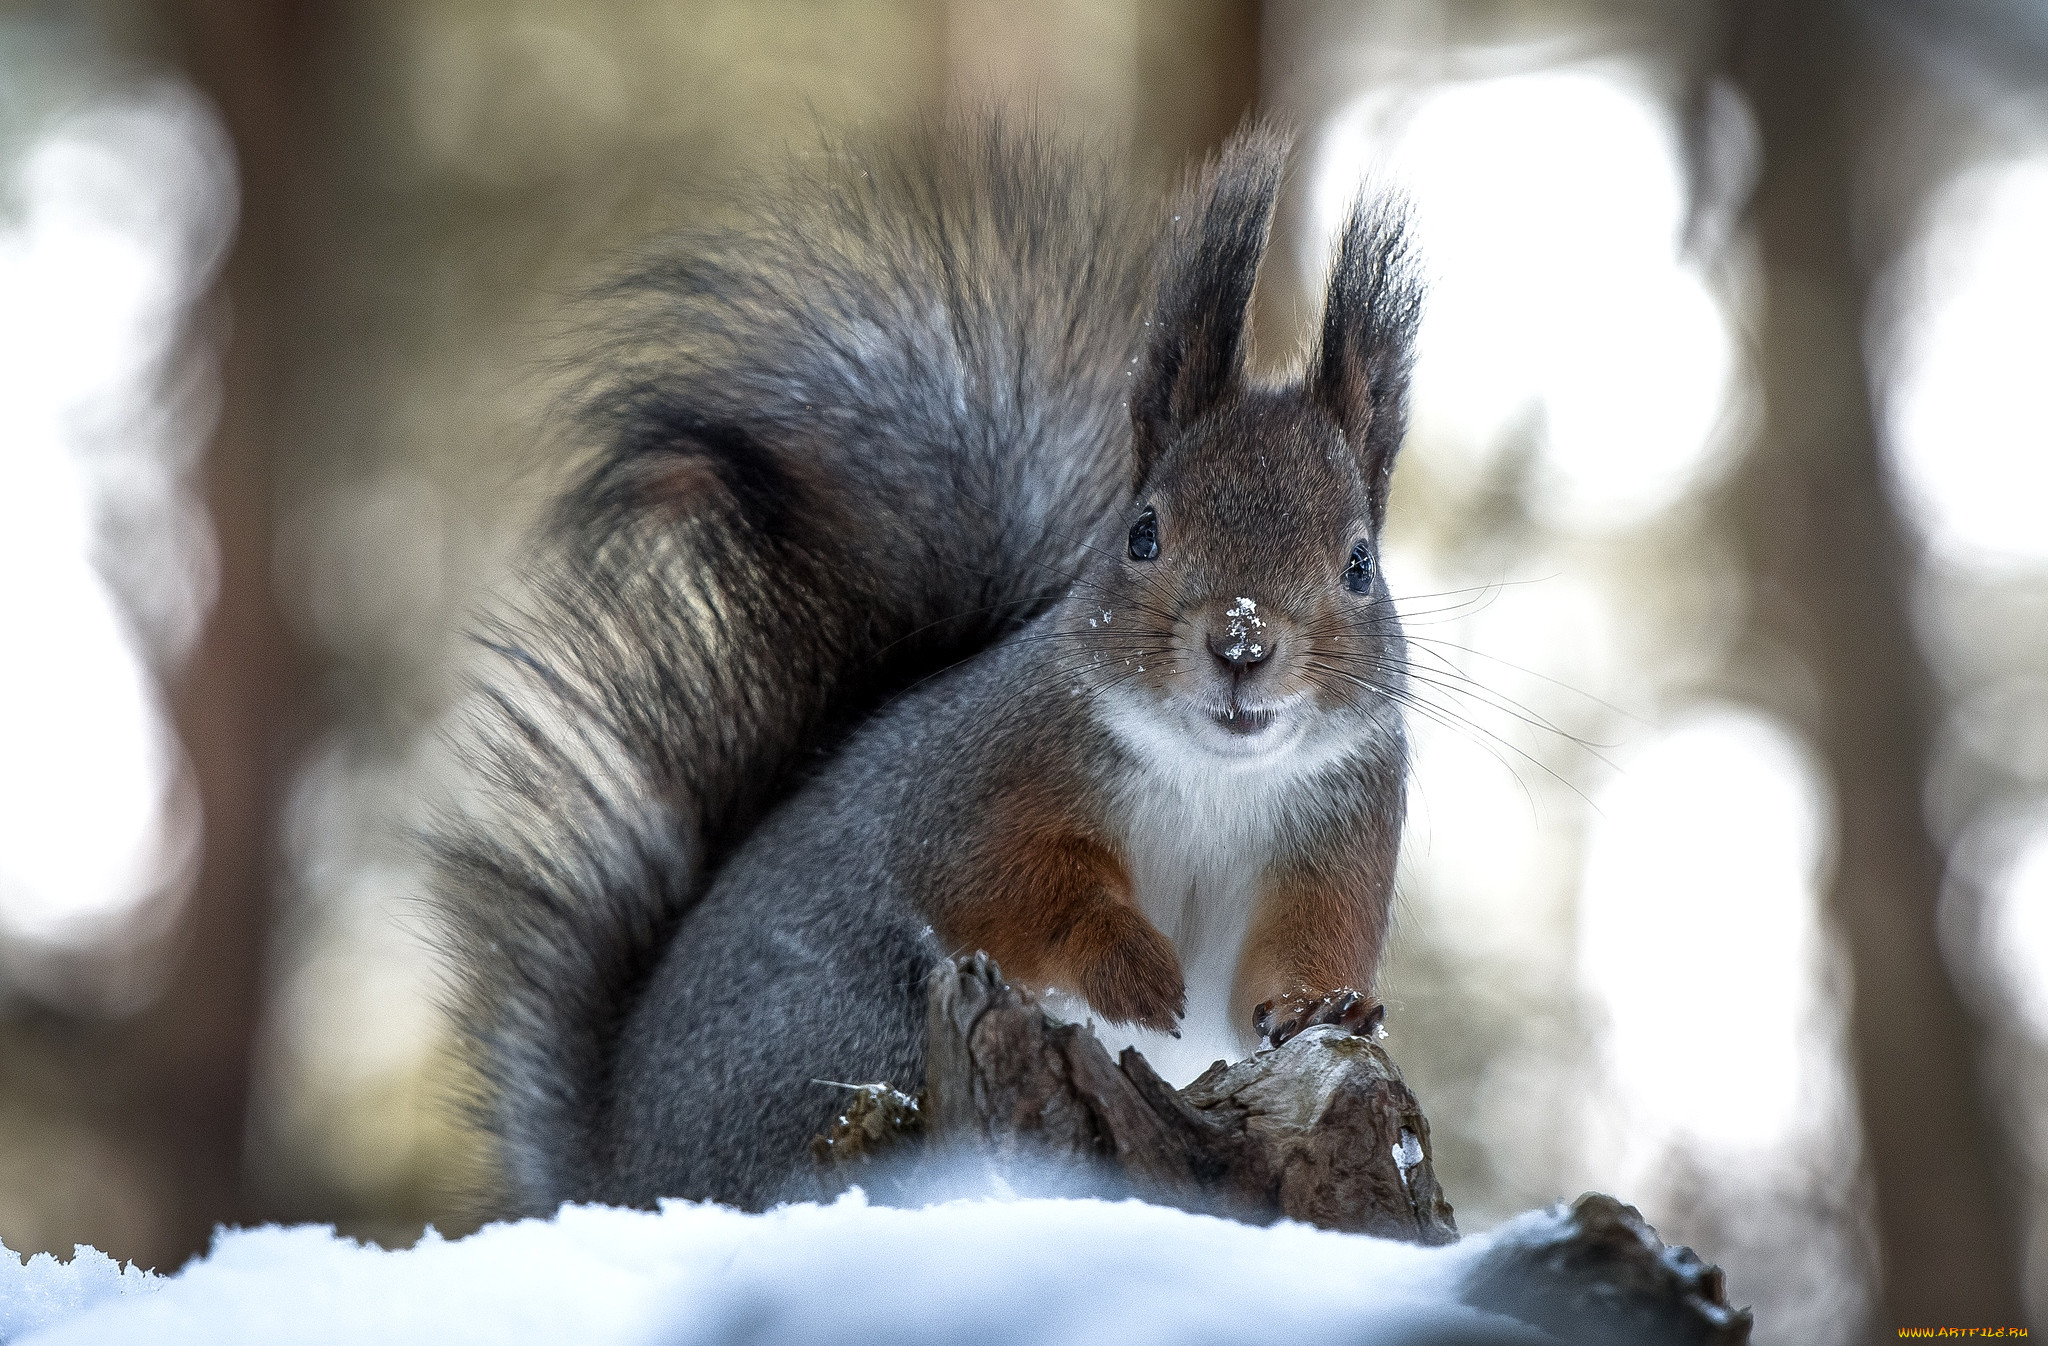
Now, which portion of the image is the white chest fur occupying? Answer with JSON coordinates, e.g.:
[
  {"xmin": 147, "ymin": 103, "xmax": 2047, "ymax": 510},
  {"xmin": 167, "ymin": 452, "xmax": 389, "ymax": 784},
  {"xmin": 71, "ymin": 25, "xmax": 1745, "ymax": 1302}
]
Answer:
[
  {"xmin": 1054, "ymin": 695, "xmax": 1353, "ymax": 1085},
  {"xmin": 1106, "ymin": 772, "xmax": 1282, "ymax": 1083}
]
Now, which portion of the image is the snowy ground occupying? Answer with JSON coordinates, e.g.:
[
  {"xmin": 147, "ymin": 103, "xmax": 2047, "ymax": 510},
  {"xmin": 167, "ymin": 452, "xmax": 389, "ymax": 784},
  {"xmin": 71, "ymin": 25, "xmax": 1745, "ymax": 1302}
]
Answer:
[{"xmin": 1, "ymin": 1191, "xmax": 1573, "ymax": 1345}]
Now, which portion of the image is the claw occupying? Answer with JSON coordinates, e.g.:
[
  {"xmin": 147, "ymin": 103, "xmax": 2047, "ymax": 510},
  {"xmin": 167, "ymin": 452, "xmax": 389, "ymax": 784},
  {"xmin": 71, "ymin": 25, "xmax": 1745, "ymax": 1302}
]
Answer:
[{"xmin": 1254, "ymin": 987, "xmax": 1385, "ymax": 1049}]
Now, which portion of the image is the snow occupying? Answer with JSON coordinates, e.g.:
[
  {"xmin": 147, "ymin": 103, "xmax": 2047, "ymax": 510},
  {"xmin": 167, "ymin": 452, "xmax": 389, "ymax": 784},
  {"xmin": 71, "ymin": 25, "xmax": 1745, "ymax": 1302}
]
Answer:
[
  {"xmin": 1223, "ymin": 596, "xmax": 1267, "ymax": 662},
  {"xmin": 2, "ymin": 1193, "xmax": 1563, "ymax": 1345},
  {"xmin": 1394, "ymin": 1128, "xmax": 1426, "ymax": 1183},
  {"xmin": 0, "ymin": 1245, "xmax": 154, "ymax": 1343}
]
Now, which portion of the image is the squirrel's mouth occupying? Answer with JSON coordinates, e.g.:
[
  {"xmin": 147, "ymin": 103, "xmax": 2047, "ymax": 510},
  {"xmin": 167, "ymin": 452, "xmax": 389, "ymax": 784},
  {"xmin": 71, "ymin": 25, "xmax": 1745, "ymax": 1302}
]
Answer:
[{"xmin": 1212, "ymin": 704, "xmax": 1277, "ymax": 736}]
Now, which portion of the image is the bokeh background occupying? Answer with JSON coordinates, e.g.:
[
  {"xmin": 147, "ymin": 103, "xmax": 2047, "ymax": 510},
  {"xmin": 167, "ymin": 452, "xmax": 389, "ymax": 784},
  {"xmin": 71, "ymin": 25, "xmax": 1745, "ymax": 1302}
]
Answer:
[{"xmin": 3, "ymin": 0, "xmax": 2044, "ymax": 1338}]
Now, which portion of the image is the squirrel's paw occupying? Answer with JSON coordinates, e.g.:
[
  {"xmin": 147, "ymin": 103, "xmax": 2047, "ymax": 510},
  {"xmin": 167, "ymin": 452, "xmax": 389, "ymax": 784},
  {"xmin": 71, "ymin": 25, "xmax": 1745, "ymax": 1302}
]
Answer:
[
  {"xmin": 1073, "ymin": 910, "xmax": 1186, "ymax": 1034},
  {"xmin": 1254, "ymin": 988, "xmax": 1384, "ymax": 1050}
]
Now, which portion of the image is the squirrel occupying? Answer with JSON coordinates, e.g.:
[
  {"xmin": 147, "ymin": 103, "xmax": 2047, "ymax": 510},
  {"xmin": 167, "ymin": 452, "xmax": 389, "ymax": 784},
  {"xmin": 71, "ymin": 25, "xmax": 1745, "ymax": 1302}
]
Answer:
[{"xmin": 432, "ymin": 114, "xmax": 1421, "ymax": 1216}]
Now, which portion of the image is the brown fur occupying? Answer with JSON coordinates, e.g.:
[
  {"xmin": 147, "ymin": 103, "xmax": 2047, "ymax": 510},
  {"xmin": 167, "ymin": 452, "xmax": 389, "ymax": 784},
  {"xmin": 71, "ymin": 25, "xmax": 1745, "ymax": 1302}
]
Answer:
[
  {"xmin": 917, "ymin": 132, "xmax": 1419, "ymax": 1055},
  {"xmin": 937, "ymin": 791, "xmax": 1184, "ymax": 1033},
  {"xmin": 1234, "ymin": 857, "xmax": 1393, "ymax": 1045}
]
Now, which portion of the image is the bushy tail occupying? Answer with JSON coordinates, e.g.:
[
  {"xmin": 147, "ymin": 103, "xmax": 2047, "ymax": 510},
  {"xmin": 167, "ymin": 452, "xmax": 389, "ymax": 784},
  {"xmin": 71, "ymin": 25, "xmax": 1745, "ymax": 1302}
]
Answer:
[{"xmin": 430, "ymin": 114, "xmax": 1163, "ymax": 1212}]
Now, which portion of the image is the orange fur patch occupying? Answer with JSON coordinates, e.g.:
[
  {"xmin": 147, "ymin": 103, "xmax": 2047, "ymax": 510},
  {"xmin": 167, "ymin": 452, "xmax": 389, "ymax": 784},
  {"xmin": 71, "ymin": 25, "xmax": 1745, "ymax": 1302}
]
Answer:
[
  {"xmin": 940, "ymin": 812, "xmax": 1184, "ymax": 1032},
  {"xmin": 1232, "ymin": 858, "xmax": 1390, "ymax": 1031}
]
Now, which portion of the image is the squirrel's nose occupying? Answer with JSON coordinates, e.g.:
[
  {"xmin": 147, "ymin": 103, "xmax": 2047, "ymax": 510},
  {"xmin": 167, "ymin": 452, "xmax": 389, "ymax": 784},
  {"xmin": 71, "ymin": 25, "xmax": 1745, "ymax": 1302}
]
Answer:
[
  {"xmin": 1207, "ymin": 627, "xmax": 1275, "ymax": 671},
  {"xmin": 1206, "ymin": 596, "xmax": 1280, "ymax": 673}
]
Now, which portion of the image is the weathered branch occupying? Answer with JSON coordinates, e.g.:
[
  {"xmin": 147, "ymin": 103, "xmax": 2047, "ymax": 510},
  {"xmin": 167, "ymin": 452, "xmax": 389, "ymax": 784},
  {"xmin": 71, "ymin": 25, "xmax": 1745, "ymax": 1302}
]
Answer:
[
  {"xmin": 920, "ymin": 952, "xmax": 1456, "ymax": 1241},
  {"xmin": 1466, "ymin": 1194, "xmax": 1754, "ymax": 1345}
]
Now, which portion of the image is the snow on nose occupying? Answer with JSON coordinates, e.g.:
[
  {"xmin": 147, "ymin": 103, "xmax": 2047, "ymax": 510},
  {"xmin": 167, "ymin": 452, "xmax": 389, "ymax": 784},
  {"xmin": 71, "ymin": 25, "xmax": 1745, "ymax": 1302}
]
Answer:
[{"xmin": 1209, "ymin": 596, "xmax": 1271, "ymax": 667}]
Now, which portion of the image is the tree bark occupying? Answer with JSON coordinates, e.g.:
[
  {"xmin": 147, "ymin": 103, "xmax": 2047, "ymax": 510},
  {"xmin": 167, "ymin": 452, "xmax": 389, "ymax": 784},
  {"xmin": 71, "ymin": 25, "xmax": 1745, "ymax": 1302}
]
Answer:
[{"xmin": 919, "ymin": 951, "xmax": 1458, "ymax": 1241}]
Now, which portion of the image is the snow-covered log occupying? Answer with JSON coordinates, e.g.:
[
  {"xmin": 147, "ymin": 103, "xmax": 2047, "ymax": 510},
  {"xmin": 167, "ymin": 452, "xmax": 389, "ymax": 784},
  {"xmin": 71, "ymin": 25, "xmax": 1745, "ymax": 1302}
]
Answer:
[
  {"xmin": 3, "ymin": 1192, "xmax": 1750, "ymax": 1346},
  {"xmin": 0, "ymin": 956, "xmax": 1751, "ymax": 1344}
]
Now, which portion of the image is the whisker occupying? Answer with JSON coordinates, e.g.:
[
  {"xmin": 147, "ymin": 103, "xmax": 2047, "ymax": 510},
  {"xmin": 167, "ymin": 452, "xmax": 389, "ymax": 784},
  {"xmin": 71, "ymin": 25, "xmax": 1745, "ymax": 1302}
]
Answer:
[
  {"xmin": 1294, "ymin": 612, "xmax": 1625, "ymax": 757},
  {"xmin": 1298, "ymin": 656, "xmax": 1602, "ymax": 809},
  {"xmin": 1386, "ymin": 574, "xmax": 1565, "ymax": 624},
  {"xmin": 1363, "ymin": 661, "xmax": 1620, "ymax": 760},
  {"xmin": 1398, "ymin": 634, "xmax": 1643, "ymax": 724}
]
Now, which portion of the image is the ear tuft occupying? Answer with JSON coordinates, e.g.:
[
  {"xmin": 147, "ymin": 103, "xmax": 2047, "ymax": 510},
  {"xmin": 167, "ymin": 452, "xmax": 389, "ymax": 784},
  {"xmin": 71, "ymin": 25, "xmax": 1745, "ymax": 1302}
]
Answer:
[
  {"xmin": 1130, "ymin": 123, "xmax": 1291, "ymax": 479},
  {"xmin": 1310, "ymin": 195, "xmax": 1423, "ymax": 530}
]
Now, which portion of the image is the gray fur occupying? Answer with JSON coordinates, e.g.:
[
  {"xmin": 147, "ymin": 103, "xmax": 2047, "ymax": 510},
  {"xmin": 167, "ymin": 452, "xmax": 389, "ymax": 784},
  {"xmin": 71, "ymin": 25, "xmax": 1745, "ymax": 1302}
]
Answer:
[
  {"xmin": 432, "ymin": 115, "xmax": 1160, "ymax": 1214},
  {"xmin": 433, "ymin": 114, "xmax": 1424, "ymax": 1215}
]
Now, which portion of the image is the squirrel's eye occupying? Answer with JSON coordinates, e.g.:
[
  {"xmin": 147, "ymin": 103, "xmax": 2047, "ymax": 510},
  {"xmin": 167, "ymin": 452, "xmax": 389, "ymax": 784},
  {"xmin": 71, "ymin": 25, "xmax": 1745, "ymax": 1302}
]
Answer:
[
  {"xmin": 1343, "ymin": 539, "xmax": 1374, "ymax": 594},
  {"xmin": 1128, "ymin": 508, "xmax": 1159, "ymax": 562}
]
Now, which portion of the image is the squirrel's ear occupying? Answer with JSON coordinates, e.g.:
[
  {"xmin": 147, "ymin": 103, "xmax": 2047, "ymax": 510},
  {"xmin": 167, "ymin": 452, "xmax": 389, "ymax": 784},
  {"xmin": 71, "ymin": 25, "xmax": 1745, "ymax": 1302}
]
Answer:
[
  {"xmin": 1130, "ymin": 124, "xmax": 1289, "ymax": 480},
  {"xmin": 1309, "ymin": 195, "xmax": 1422, "ymax": 532}
]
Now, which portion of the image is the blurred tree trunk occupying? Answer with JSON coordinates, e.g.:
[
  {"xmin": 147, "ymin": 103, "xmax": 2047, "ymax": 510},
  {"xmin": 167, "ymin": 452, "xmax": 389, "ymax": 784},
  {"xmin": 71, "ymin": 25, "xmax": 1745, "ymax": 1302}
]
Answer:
[
  {"xmin": 112, "ymin": 0, "xmax": 328, "ymax": 1267},
  {"xmin": 944, "ymin": 0, "xmax": 1260, "ymax": 171},
  {"xmin": 1722, "ymin": 0, "xmax": 2022, "ymax": 1329},
  {"xmin": 1135, "ymin": 0, "xmax": 1263, "ymax": 168}
]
